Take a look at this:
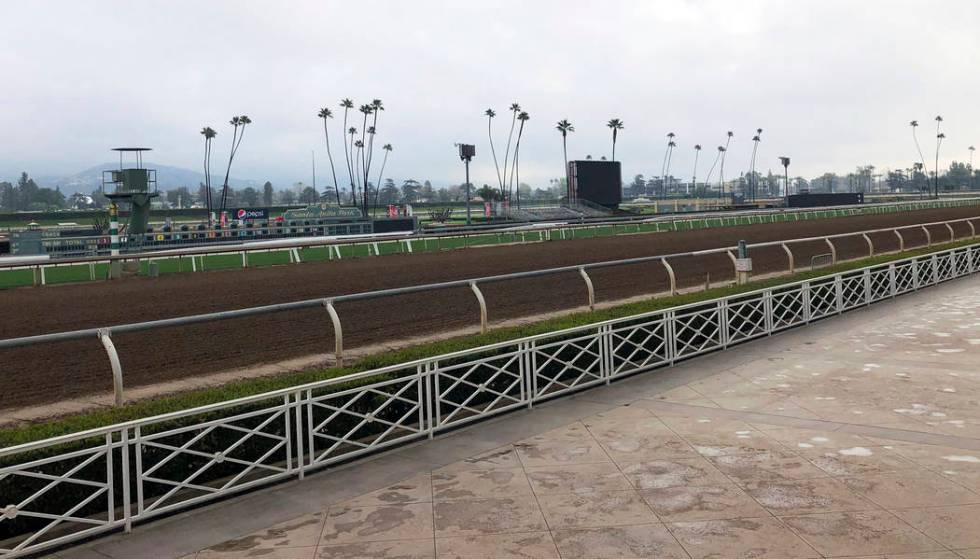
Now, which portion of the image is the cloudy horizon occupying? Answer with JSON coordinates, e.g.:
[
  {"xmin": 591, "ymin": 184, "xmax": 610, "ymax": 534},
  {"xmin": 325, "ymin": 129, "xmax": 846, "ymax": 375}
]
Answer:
[{"xmin": 2, "ymin": 0, "xmax": 978, "ymax": 190}]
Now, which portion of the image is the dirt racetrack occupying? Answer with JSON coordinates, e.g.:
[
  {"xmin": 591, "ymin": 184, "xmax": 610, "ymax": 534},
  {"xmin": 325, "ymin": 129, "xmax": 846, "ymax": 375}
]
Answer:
[{"xmin": 2, "ymin": 206, "xmax": 979, "ymax": 410}]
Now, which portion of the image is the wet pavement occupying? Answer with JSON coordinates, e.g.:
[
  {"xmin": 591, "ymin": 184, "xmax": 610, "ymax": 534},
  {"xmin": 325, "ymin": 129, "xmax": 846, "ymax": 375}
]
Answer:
[{"xmin": 53, "ymin": 275, "xmax": 980, "ymax": 558}]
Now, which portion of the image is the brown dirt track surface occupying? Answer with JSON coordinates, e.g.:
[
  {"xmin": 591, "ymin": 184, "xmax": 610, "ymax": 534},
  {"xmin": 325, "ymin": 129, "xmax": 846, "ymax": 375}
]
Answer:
[{"xmin": 2, "ymin": 206, "xmax": 979, "ymax": 410}]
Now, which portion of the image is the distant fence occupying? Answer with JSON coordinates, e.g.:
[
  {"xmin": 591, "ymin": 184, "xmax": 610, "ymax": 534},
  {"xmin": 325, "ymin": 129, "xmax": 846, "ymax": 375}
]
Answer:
[
  {"xmin": 1, "ymin": 239, "xmax": 978, "ymax": 558},
  {"xmin": 3, "ymin": 196, "xmax": 980, "ymax": 288}
]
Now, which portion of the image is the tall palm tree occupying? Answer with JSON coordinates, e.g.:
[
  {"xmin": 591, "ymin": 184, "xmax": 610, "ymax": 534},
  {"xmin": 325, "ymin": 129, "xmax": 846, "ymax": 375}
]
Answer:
[
  {"xmin": 365, "ymin": 99, "xmax": 384, "ymax": 200},
  {"xmin": 910, "ymin": 120, "xmax": 926, "ymax": 178},
  {"xmin": 556, "ymin": 119, "xmax": 575, "ymax": 202},
  {"xmin": 347, "ymin": 126, "xmax": 358, "ymax": 204},
  {"xmin": 607, "ymin": 119, "xmax": 624, "ymax": 161},
  {"xmin": 510, "ymin": 111, "xmax": 530, "ymax": 207},
  {"xmin": 356, "ymin": 104, "xmax": 374, "ymax": 216},
  {"xmin": 719, "ymin": 131, "xmax": 733, "ymax": 198},
  {"xmin": 703, "ymin": 145, "xmax": 722, "ymax": 196},
  {"xmin": 485, "ymin": 108, "xmax": 503, "ymax": 196},
  {"xmin": 317, "ymin": 108, "xmax": 341, "ymax": 205},
  {"xmin": 691, "ymin": 144, "xmax": 702, "ymax": 196},
  {"xmin": 220, "ymin": 115, "xmax": 251, "ymax": 213},
  {"xmin": 200, "ymin": 126, "xmax": 216, "ymax": 223},
  {"xmin": 748, "ymin": 128, "xmax": 763, "ymax": 201},
  {"xmin": 501, "ymin": 103, "xmax": 520, "ymax": 200},
  {"xmin": 373, "ymin": 143, "xmax": 393, "ymax": 210},
  {"xmin": 660, "ymin": 132, "xmax": 675, "ymax": 198},
  {"xmin": 664, "ymin": 140, "xmax": 677, "ymax": 197},
  {"xmin": 340, "ymin": 99, "xmax": 355, "ymax": 204},
  {"xmin": 933, "ymin": 116, "xmax": 944, "ymax": 198}
]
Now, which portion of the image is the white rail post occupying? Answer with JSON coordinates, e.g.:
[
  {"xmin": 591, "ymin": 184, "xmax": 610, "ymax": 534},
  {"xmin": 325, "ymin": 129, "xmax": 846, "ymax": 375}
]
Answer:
[
  {"xmin": 922, "ymin": 225, "xmax": 932, "ymax": 247},
  {"xmin": 727, "ymin": 250, "xmax": 737, "ymax": 280},
  {"xmin": 894, "ymin": 229, "xmax": 905, "ymax": 252},
  {"xmin": 862, "ymin": 233, "xmax": 874, "ymax": 256},
  {"xmin": 945, "ymin": 222, "xmax": 955, "ymax": 242},
  {"xmin": 579, "ymin": 267, "xmax": 595, "ymax": 311},
  {"xmin": 968, "ymin": 219, "xmax": 976, "ymax": 238},
  {"xmin": 662, "ymin": 258, "xmax": 677, "ymax": 295},
  {"xmin": 323, "ymin": 299, "xmax": 343, "ymax": 367},
  {"xmin": 781, "ymin": 243, "xmax": 794, "ymax": 273},
  {"xmin": 469, "ymin": 281, "xmax": 489, "ymax": 333},
  {"xmin": 824, "ymin": 237, "xmax": 837, "ymax": 264},
  {"xmin": 98, "ymin": 328, "xmax": 124, "ymax": 406},
  {"xmin": 241, "ymin": 251, "xmax": 247, "ymax": 269}
]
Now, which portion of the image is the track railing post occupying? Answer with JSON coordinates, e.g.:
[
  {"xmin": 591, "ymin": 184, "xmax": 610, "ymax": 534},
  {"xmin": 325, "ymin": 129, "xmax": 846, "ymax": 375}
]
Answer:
[
  {"xmin": 781, "ymin": 243, "xmax": 794, "ymax": 273},
  {"xmin": 322, "ymin": 299, "xmax": 343, "ymax": 367},
  {"xmin": 945, "ymin": 222, "xmax": 955, "ymax": 242},
  {"xmin": 862, "ymin": 233, "xmax": 874, "ymax": 256},
  {"xmin": 968, "ymin": 220, "xmax": 976, "ymax": 238},
  {"xmin": 662, "ymin": 258, "xmax": 677, "ymax": 295},
  {"xmin": 894, "ymin": 229, "xmax": 904, "ymax": 252},
  {"xmin": 922, "ymin": 225, "xmax": 932, "ymax": 247},
  {"xmin": 824, "ymin": 238, "xmax": 837, "ymax": 264},
  {"xmin": 469, "ymin": 281, "xmax": 489, "ymax": 333},
  {"xmin": 579, "ymin": 267, "xmax": 595, "ymax": 311},
  {"xmin": 727, "ymin": 250, "xmax": 737, "ymax": 279},
  {"xmin": 98, "ymin": 328, "xmax": 124, "ymax": 406}
]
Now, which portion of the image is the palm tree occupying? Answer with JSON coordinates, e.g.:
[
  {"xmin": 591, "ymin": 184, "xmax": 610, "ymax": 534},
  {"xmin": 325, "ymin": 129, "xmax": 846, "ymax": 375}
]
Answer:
[
  {"xmin": 373, "ymin": 143, "xmax": 393, "ymax": 210},
  {"xmin": 340, "ymin": 99, "xmax": 355, "ymax": 204},
  {"xmin": 510, "ymin": 111, "xmax": 530, "ymax": 207},
  {"xmin": 748, "ymin": 128, "xmax": 763, "ymax": 201},
  {"xmin": 365, "ymin": 99, "xmax": 384, "ymax": 207},
  {"xmin": 220, "ymin": 115, "xmax": 251, "ymax": 213},
  {"xmin": 556, "ymin": 119, "xmax": 575, "ymax": 202},
  {"xmin": 501, "ymin": 103, "xmax": 520, "ymax": 200},
  {"xmin": 317, "ymin": 108, "xmax": 342, "ymax": 205},
  {"xmin": 719, "ymin": 131, "xmax": 733, "ymax": 198},
  {"xmin": 664, "ymin": 140, "xmax": 677, "ymax": 198},
  {"xmin": 660, "ymin": 132, "xmax": 675, "ymax": 198},
  {"xmin": 691, "ymin": 144, "xmax": 702, "ymax": 196},
  {"xmin": 607, "ymin": 119, "xmax": 624, "ymax": 161},
  {"xmin": 485, "ymin": 108, "xmax": 503, "ymax": 196},
  {"xmin": 703, "ymin": 145, "xmax": 722, "ymax": 196},
  {"xmin": 910, "ymin": 120, "xmax": 926, "ymax": 178},
  {"xmin": 347, "ymin": 126, "xmax": 358, "ymax": 204},
  {"xmin": 200, "ymin": 126, "xmax": 217, "ymax": 223},
  {"xmin": 932, "ymin": 116, "xmax": 944, "ymax": 198},
  {"xmin": 356, "ymin": 105, "xmax": 374, "ymax": 216}
]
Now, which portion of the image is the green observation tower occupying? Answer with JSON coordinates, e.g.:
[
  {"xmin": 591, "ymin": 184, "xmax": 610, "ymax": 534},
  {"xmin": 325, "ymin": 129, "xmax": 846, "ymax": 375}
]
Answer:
[{"xmin": 102, "ymin": 147, "xmax": 158, "ymax": 249}]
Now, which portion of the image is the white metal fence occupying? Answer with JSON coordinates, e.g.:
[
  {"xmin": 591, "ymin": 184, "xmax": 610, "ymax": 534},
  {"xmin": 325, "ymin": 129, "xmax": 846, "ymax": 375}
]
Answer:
[{"xmin": 1, "ymin": 243, "xmax": 978, "ymax": 557}]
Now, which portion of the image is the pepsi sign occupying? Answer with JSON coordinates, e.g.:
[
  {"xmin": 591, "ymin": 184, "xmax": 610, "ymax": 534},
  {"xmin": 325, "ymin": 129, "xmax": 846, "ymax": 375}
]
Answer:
[{"xmin": 235, "ymin": 208, "xmax": 268, "ymax": 220}]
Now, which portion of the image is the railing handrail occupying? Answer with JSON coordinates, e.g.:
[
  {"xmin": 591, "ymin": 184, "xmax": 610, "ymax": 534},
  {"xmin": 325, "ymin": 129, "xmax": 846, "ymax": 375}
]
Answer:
[{"xmin": 1, "ymin": 214, "xmax": 977, "ymax": 351}]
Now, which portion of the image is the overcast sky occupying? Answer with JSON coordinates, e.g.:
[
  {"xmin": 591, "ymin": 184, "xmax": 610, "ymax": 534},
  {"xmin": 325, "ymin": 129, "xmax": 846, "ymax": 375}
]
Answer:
[{"xmin": 2, "ymin": 0, "xmax": 978, "ymax": 189}]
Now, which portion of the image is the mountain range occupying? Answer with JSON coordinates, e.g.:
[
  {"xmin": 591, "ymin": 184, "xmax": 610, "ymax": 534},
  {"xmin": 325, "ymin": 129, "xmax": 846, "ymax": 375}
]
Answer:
[{"xmin": 34, "ymin": 163, "xmax": 264, "ymax": 193}]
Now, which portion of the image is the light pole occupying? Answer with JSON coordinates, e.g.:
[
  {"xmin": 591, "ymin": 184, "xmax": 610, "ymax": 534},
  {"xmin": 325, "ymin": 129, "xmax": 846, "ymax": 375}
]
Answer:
[
  {"xmin": 458, "ymin": 144, "xmax": 475, "ymax": 225},
  {"xmin": 779, "ymin": 156, "xmax": 790, "ymax": 206}
]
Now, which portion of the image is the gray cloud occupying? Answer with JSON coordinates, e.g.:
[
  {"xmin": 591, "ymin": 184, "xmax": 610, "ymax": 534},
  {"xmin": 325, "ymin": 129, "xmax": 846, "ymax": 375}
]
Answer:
[{"xmin": 1, "ymin": 0, "xmax": 977, "ymax": 188}]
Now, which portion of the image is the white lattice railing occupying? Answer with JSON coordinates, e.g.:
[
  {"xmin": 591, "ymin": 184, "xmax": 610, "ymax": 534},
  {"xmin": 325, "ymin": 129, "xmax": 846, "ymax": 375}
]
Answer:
[{"xmin": 1, "ymin": 244, "xmax": 979, "ymax": 558}]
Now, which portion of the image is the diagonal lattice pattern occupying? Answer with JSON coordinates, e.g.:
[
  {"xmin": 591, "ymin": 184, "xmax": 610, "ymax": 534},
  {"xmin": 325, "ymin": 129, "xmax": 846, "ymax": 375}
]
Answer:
[
  {"xmin": 673, "ymin": 306, "xmax": 721, "ymax": 357},
  {"xmin": 436, "ymin": 348, "xmax": 525, "ymax": 428},
  {"xmin": 727, "ymin": 295, "xmax": 768, "ymax": 343},
  {"xmin": 138, "ymin": 403, "xmax": 292, "ymax": 516},
  {"xmin": 868, "ymin": 269, "xmax": 892, "ymax": 301},
  {"xmin": 309, "ymin": 375, "xmax": 423, "ymax": 466},
  {"xmin": 533, "ymin": 332, "xmax": 604, "ymax": 398},
  {"xmin": 809, "ymin": 279, "xmax": 838, "ymax": 319},
  {"xmin": 840, "ymin": 274, "xmax": 866, "ymax": 310},
  {"xmin": 0, "ymin": 441, "xmax": 112, "ymax": 557},
  {"xmin": 771, "ymin": 286, "xmax": 806, "ymax": 330},
  {"xmin": 610, "ymin": 317, "xmax": 669, "ymax": 377}
]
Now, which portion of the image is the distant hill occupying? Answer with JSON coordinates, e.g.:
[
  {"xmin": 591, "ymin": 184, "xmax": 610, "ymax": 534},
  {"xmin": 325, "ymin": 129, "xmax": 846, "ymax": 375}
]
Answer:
[{"xmin": 37, "ymin": 163, "xmax": 263, "ymax": 193}]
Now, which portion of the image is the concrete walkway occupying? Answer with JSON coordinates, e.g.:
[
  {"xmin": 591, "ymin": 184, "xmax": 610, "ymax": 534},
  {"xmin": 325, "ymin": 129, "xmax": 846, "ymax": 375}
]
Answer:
[{"xmin": 52, "ymin": 275, "xmax": 980, "ymax": 558}]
